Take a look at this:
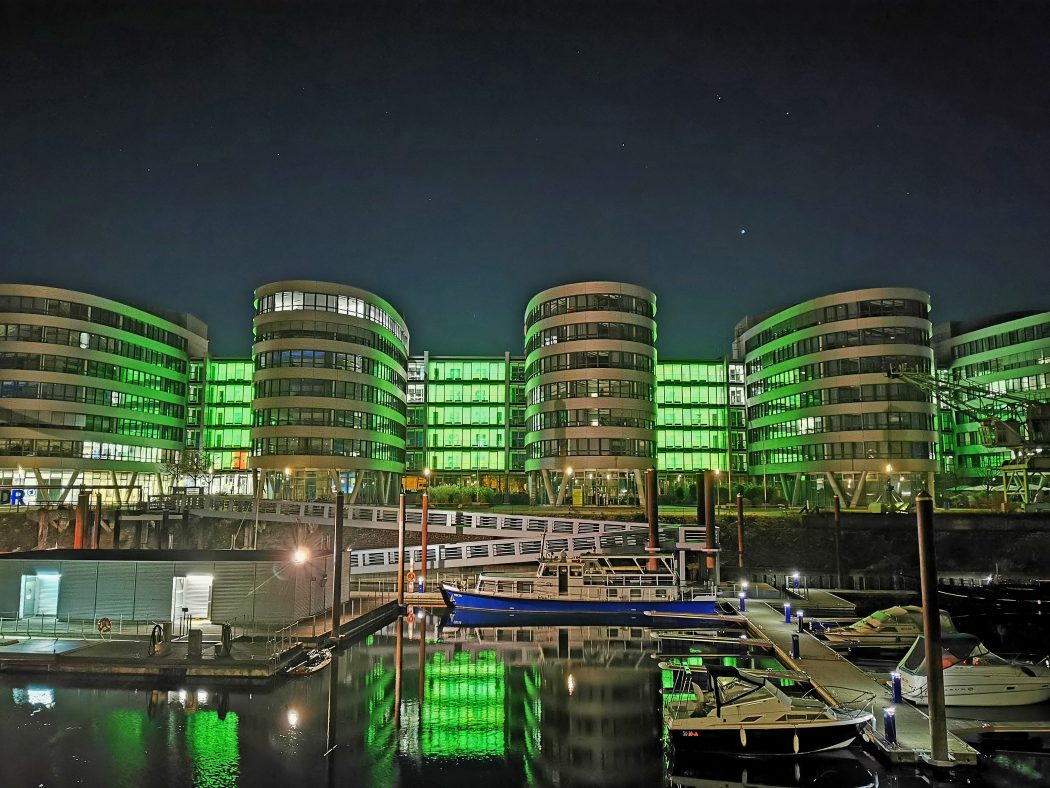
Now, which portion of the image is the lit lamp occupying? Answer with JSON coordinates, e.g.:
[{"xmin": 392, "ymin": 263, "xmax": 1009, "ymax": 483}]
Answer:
[{"xmin": 423, "ymin": 467, "xmax": 431, "ymax": 490}]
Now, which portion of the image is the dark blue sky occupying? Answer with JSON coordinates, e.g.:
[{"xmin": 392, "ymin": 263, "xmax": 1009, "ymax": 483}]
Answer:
[{"xmin": 2, "ymin": 1, "xmax": 1048, "ymax": 357}]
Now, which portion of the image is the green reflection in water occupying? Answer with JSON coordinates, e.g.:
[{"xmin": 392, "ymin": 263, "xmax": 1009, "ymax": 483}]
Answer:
[
  {"xmin": 185, "ymin": 711, "xmax": 239, "ymax": 788},
  {"xmin": 422, "ymin": 650, "xmax": 505, "ymax": 757},
  {"xmin": 106, "ymin": 709, "xmax": 146, "ymax": 785}
]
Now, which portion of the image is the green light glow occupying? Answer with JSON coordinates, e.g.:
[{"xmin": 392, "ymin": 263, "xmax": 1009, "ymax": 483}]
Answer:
[
  {"xmin": 421, "ymin": 651, "xmax": 506, "ymax": 758},
  {"xmin": 185, "ymin": 711, "xmax": 239, "ymax": 788},
  {"xmin": 105, "ymin": 709, "xmax": 146, "ymax": 783}
]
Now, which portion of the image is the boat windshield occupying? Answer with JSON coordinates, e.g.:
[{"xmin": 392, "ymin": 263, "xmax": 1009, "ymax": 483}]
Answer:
[{"xmin": 901, "ymin": 634, "xmax": 993, "ymax": 673}]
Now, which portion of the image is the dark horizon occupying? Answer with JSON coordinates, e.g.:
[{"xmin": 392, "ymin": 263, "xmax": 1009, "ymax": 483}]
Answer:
[{"xmin": 3, "ymin": 1, "xmax": 1048, "ymax": 357}]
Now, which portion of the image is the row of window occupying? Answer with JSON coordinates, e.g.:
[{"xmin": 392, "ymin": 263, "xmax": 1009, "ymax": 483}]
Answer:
[
  {"xmin": 0, "ymin": 439, "xmax": 177, "ymax": 463},
  {"xmin": 415, "ymin": 450, "xmax": 515, "ymax": 471},
  {"xmin": 0, "ymin": 410, "xmax": 183, "ymax": 441},
  {"xmin": 0, "ymin": 294, "xmax": 190, "ymax": 352},
  {"xmin": 415, "ymin": 406, "xmax": 510, "ymax": 426},
  {"xmin": 659, "ymin": 450, "xmax": 746, "ymax": 473},
  {"xmin": 427, "ymin": 360, "xmax": 522, "ymax": 381},
  {"xmin": 0, "ymin": 323, "xmax": 187, "ymax": 373},
  {"xmin": 950, "ymin": 348, "xmax": 1050, "ymax": 381},
  {"xmin": 527, "ymin": 408, "xmax": 655, "ymax": 432},
  {"xmin": 747, "ymin": 384, "xmax": 931, "ymax": 421},
  {"xmin": 656, "ymin": 406, "xmax": 730, "ymax": 427},
  {"xmin": 252, "ymin": 437, "xmax": 405, "ymax": 462},
  {"xmin": 252, "ymin": 407, "xmax": 405, "ymax": 435},
  {"xmin": 528, "ymin": 378, "xmax": 654, "ymax": 405},
  {"xmin": 656, "ymin": 430, "xmax": 727, "ymax": 450},
  {"xmin": 422, "ymin": 383, "xmax": 516, "ymax": 403},
  {"xmin": 526, "ymin": 350, "xmax": 654, "ymax": 379},
  {"xmin": 750, "ymin": 441, "xmax": 936, "ymax": 466},
  {"xmin": 747, "ymin": 355, "xmax": 931, "ymax": 397},
  {"xmin": 0, "ymin": 380, "xmax": 184, "ymax": 418},
  {"xmin": 0, "ymin": 352, "xmax": 186, "ymax": 395},
  {"xmin": 656, "ymin": 362, "xmax": 737, "ymax": 384},
  {"xmin": 746, "ymin": 327, "xmax": 930, "ymax": 375},
  {"xmin": 526, "ymin": 322, "xmax": 655, "ymax": 354},
  {"xmin": 950, "ymin": 319, "xmax": 1050, "ymax": 360},
  {"xmin": 526, "ymin": 438, "xmax": 656, "ymax": 460},
  {"xmin": 656, "ymin": 385, "xmax": 732, "ymax": 406},
  {"xmin": 253, "ymin": 378, "xmax": 406, "ymax": 415},
  {"xmin": 525, "ymin": 293, "xmax": 654, "ymax": 328},
  {"xmin": 256, "ymin": 291, "xmax": 408, "ymax": 345},
  {"xmin": 426, "ymin": 429, "xmax": 506, "ymax": 448},
  {"xmin": 743, "ymin": 298, "xmax": 928, "ymax": 353},
  {"xmin": 748, "ymin": 411, "xmax": 936, "ymax": 443},
  {"xmin": 253, "ymin": 319, "xmax": 408, "ymax": 368},
  {"xmin": 254, "ymin": 350, "xmax": 405, "ymax": 386}
]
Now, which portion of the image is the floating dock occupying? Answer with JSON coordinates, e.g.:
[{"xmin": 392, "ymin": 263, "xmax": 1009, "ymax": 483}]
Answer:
[{"xmin": 736, "ymin": 595, "xmax": 980, "ymax": 766}]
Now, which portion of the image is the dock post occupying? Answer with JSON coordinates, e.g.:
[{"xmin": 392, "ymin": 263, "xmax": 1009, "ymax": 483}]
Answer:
[
  {"xmin": 645, "ymin": 469, "xmax": 658, "ymax": 570},
  {"xmin": 703, "ymin": 470, "xmax": 716, "ymax": 582},
  {"xmin": 736, "ymin": 492, "xmax": 744, "ymax": 571},
  {"xmin": 916, "ymin": 490, "xmax": 950, "ymax": 764},
  {"xmin": 833, "ymin": 495, "xmax": 843, "ymax": 588},
  {"xmin": 420, "ymin": 489, "xmax": 429, "ymax": 592},
  {"xmin": 397, "ymin": 489, "xmax": 406, "ymax": 607},
  {"xmin": 332, "ymin": 491, "xmax": 345, "ymax": 639},
  {"xmin": 74, "ymin": 491, "xmax": 88, "ymax": 549},
  {"xmin": 790, "ymin": 633, "xmax": 800, "ymax": 659}
]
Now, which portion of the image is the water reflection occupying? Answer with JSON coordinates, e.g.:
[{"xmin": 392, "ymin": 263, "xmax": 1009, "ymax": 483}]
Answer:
[{"xmin": 0, "ymin": 614, "xmax": 1046, "ymax": 787}]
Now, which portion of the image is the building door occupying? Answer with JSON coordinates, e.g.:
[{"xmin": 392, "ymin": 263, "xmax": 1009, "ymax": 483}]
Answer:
[
  {"xmin": 171, "ymin": 575, "xmax": 213, "ymax": 622},
  {"xmin": 19, "ymin": 574, "xmax": 59, "ymax": 618}
]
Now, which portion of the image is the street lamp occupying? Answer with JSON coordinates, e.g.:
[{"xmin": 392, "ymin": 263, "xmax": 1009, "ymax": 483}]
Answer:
[{"xmin": 714, "ymin": 469, "xmax": 722, "ymax": 507}]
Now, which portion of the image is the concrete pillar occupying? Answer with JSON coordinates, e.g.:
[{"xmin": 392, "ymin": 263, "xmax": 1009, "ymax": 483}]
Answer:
[
  {"xmin": 850, "ymin": 471, "xmax": 868, "ymax": 508},
  {"xmin": 332, "ymin": 491, "xmax": 345, "ymax": 639},
  {"xmin": 634, "ymin": 468, "xmax": 646, "ymax": 509},
  {"xmin": 540, "ymin": 469, "xmax": 556, "ymax": 505}
]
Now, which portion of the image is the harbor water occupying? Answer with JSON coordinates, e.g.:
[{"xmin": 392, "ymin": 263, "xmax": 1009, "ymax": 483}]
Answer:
[{"xmin": 1, "ymin": 611, "xmax": 1048, "ymax": 787}]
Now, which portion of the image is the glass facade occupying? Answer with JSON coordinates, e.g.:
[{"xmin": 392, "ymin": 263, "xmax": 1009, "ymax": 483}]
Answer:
[{"xmin": 0, "ymin": 284, "xmax": 207, "ymax": 504}]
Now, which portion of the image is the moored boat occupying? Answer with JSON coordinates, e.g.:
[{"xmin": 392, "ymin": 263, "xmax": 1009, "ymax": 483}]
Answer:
[
  {"xmin": 896, "ymin": 633, "xmax": 1050, "ymax": 706},
  {"xmin": 822, "ymin": 605, "xmax": 955, "ymax": 649},
  {"xmin": 665, "ymin": 665, "xmax": 872, "ymax": 756},
  {"xmin": 287, "ymin": 647, "xmax": 332, "ymax": 676},
  {"xmin": 440, "ymin": 553, "xmax": 718, "ymax": 614}
]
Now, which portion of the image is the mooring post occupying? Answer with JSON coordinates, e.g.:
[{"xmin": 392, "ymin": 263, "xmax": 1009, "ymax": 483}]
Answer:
[
  {"xmin": 91, "ymin": 492, "xmax": 102, "ymax": 549},
  {"xmin": 420, "ymin": 489, "xmax": 429, "ymax": 592},
  {"xmin": 833, "ymin": 494, "xmax": 843, "ymax": 588},
  {"xmin": 396, "ymin": 489, "xmax": 406, "ymax": 607},
  {"xmin": 916, "ymin": 490, "xmax": 949, "ymax": 763},
  {"xmin": 332, "ymin": 491, "xmax": 345, "ymax": 640},
  {"xmin": 645, "ymin": 468, "xmax": 659, "ymax": 570},
  {"xmin": 736, "ymin": 492, "xmax": 744, "ymax": 570},
  {"xmin": 703, "ymin": 470, "xmax": 717, "ymax": 584},
  {"xmin": 74, "ymin": 491, "xmax": 88, "ymax": 549}
]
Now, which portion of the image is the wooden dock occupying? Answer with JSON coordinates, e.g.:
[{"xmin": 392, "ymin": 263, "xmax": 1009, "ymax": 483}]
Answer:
[{"xmin": 737, "ymin": 596, "xmax": 979, "ymax": 765}]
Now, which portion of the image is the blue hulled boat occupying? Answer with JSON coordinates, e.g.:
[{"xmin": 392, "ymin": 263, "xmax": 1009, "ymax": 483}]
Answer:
[{"xmin": 440, "ymin": 553, "xmax": 719, "ymax": 614}]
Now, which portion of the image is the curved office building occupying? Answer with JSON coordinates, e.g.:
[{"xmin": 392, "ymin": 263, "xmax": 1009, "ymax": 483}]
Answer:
[
  {"xmin": 524, "ymin": 282, "xmax": 657, "ymax": 506},
  {"xmin": 0, "ymin": 284, "xmax": 208, "ymax": 505},
  {"xmin": 736, "ymin": 287, "xmax": 937, "ymax": 508},
  {"xmin": 251, "ymin": 281, "xmax": 409, "ymax": 503},
  {"xmin": 935, "ymin": 311, "xmax": 1050, "ymax": 488}
]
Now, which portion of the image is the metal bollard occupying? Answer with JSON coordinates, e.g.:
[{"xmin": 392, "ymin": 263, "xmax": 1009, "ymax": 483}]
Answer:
[
  {"xmin": 791, "ymin": 633, "xmax": 800, "ymax": 659},
  {"xmin": 738, "ymin": 592, "xmax": 746, "ymax": 613},
  {"xmin": 883, "ymin": 708, "xmax": 897, "ymax": 744},
  {"xmin": 784, "ymin": 602, "xmax": 792, "ymax": 624},
  {"xmin": 891, "ymin": 672, "xmax": 902, "ymax": 703},
  {"xmin": 797, "ymin": 611, "xmax": 805, "ymax": 633}
]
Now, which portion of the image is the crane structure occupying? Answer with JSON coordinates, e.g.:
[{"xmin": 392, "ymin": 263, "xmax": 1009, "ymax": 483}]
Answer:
[{"xmin": 887, "ymin": 364, "xmax": 1050, "ymax": 510}]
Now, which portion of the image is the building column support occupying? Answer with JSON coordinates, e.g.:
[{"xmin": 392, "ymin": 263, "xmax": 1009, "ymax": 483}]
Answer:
[
  {"xmin": 635, "ymin": 469, "xmax": 646, "ymax": 509},
  {"xmin": 849, "ymin": 471, "xmax": 868, "ymax": 509},
  {"xmin": 540, "ymin": 469, "xmax": 556, "ymax": 505},
  {"xmin": 825, "ymin": 472, "xmax": 847, "ymax": 504}
]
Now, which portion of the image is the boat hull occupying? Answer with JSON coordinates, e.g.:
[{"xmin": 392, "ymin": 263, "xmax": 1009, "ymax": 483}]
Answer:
[
  {"xmin": 441, "ymin": 585, "xmax": 717, "ymax": 615},
  {"xmin": 669, "ymin": 718, "xmax": 868, "ymax": 757},
  {"xmin": 900, "ymin": 673, "xmax": 1050, "ymax": 706}
]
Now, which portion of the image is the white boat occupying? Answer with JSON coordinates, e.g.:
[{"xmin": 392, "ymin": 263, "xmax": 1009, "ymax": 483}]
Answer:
[
  {"xmin": 822, "ymin": 605, "xmax": 955, "ymax": 649},
  {"xmin": 897, "ymin": 633, "xmax": 1050, "ymax": 707},
  {"xmin": 287, "ymin": 647, "xmax": 332, "ymax": 676},
  {"xmin": 441, "ymin": 553, "xmax": 719, "ymax": 615},
  {"xmin": 665, "ymin": 665, "xmax": 872, "ymax": 756}
]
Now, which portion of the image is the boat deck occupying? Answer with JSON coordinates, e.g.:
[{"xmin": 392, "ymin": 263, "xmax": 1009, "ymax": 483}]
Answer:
[{"xmin": 736, "ymin": 597, "xmax": 979, "ymax": 765}]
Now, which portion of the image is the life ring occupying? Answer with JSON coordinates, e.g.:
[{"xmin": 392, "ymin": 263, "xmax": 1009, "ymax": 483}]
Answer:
[
  {"xmin": 96, "ymin": 617, "xmax": 113, "ymax": 634},
  {"xmin": 406, "ymin": 570, "xmax": 417, "ymax": 585},
  {"xmin": 406, "ymin": 611, "xmax": 416, "ymax": 626}
]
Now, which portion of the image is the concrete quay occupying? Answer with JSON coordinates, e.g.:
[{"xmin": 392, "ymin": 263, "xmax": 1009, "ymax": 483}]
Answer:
[{"xmin": 735, "ymin": 594, "xmax": 980, "ymax": 766}]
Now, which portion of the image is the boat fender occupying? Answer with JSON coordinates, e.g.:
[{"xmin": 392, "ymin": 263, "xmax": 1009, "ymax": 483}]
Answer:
[
  {"xmin": 739, "ymin": 727, "xmax": 747, "ymax": 747},
  {"xmin": 792, "ymin": 730, "xmax": 800, "ymax": 754}
]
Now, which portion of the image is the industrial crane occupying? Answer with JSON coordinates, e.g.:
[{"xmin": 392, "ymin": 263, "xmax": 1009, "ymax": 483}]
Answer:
[{"xmin": 887, "ymin": 364, "xmax": 1050, "ymax": 510}]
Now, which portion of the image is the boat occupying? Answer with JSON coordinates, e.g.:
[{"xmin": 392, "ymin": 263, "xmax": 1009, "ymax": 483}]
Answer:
[
  {"xmin": 286, "ymin": 647, "xmax": 332, "ymax": 676},
  {"xmin": 440, "ymin": 553, "xmax": 719, "ymax": 614},
  {"xmin": 669, "ymin": 750, "xmax": 878, "ymax": 788},
  {"xmin": 821, "ymin": 605, "xmax": 955, "ymax": 649},
  {"xmin": 665, "ymin": 665, "xmax": 872, "ymax": 756},
  {"xmin": 896, "ymin": 633, "xmax": 1050, "ymax": 706}
]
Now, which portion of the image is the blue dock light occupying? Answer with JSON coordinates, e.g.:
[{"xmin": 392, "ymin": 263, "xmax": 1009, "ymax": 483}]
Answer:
[
  {"xmin": 890, "ymin": 671, "xmax": 902, "ymax": 703},
  {"xmin": 784, "ymin": 602, "xmax": 792, "ymax": 624},
  {"xmin": 883, "ymin": 707, "xmax": 897, "ymax": 744},
  {"xmin": 738, "ymin": 592, "xmax": 746, "ymax": 613},
  {"xmin": 790, "ymin": 633, "xmax": 800, "ymax": 659}
]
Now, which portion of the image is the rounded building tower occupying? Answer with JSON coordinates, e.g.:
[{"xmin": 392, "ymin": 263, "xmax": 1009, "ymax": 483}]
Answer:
[
  {"xmin": 251, "ymin": 281, "xmax": 409, "ymax": 503},
  {"xmin": 735, "ymin": 287, "xmax": 937, "ymax": 508},
  {"xmin": 0, "ymin": 284, "xmax": 208, "ymax": 505},
  {"xmin": 524, "ymin": 282, "xmax": 657, "ymax": 506}
]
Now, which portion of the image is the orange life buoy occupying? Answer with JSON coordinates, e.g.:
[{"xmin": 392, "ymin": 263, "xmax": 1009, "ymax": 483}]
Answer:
[
  {"xmin": 97, "ymin": 617, "xmax": 113, "ymax": 634},
  {"xmin": 406, "ymin": 611, "xmax": 416, "ymax": 625},
  {"xmin": 407, "ymin": 570, "xmax": 417, "ymax": 585}
]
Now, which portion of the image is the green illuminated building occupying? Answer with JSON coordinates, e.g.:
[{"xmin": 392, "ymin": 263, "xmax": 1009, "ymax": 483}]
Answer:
[{"xmin": 934, "ymin": 311, "xmax": 1050, "ymax": 482}]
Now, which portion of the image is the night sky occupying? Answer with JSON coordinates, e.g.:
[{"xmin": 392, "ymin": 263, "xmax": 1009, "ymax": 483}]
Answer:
[{"xmin": 2, "ymin": 1, "xmax": 1048, "ymax": 357}]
